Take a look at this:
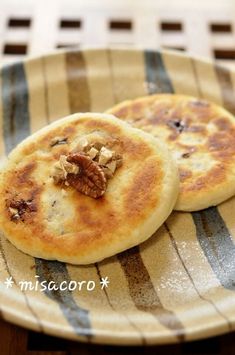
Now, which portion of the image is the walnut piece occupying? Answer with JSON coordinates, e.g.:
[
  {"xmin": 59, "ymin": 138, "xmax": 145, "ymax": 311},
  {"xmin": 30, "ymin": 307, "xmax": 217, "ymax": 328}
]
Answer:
[
  {"xmin": 75, "ymin": 137, "xmax": 89, "ymax": 151},
  {"xmin": 67, "ymin": 153, "xmax": 107, "ymax": 198},
  {"xmin": 87, "ymin": 147, "xmax": 98, "ymax": 160},
  {"xmin": 98, "ymin": 147, "xmax": 113, "ymax": 165},
  {"xmin": 7, "ymin": 199, "xmax": 36, "ymax": 222},
  {"xmin": 106, "ymin": 160, "xmax": 117, "ymax": 174},
  {"xmin": 53, "ymin": 155, "xmax": 79, "ymax": 183}
]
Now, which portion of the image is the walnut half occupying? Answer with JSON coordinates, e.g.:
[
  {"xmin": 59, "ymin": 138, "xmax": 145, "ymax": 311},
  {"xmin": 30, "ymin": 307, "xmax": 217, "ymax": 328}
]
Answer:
[{"xmin": 67, "ymin": 153, "xmax": 107, "ymax": 198}]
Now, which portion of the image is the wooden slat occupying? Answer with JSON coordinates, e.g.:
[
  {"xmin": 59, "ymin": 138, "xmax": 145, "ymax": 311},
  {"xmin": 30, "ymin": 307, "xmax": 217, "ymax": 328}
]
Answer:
[{"xmin": 0, "ymin": 318, "xmax": 28, "ymax": 355}]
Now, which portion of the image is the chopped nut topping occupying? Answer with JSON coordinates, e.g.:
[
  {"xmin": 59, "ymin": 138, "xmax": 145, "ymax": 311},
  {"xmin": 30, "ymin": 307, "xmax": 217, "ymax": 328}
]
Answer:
[
  {"xmin": 90, "ymin": 141, "xmax": 104, "ymax": 151},
  {"xmin": 106, "ymin": 160, "xmax": 117, "ymax": 174},
  {"xmin": 102, "ymin": 167, "xmax": 114, "ymax": 179},
  {"xmin": 52, "ymin": 135, "xmax": 123, "ymax": 198},
  {"xmin": 67, "ymin": 153, "xmax": 107, "ymax": 198},
  {"xmin": 87, "ymin": 147, "xmax": 98, "ymax": 160},
  {"xmin": 98, "ymin": 147, "xmax": 113, "ymax": 165},
  {"xmin": 50, "ymin": 136, "xmax": 68, "ymax": 147},
  {"xmin": 9, "ymin": 207, "xmax": 20, "ymax": 220},
  {"xmin": 7, "ymin": 199, "xmax": 36, "ymax": 222},
  {"xmin": 113, "ymin": 154, "xmax": 123, "ymax": 168},
  {"xmin": 75, "ymin": 137, "xmax": 89, "ymax": 151},
  {"xmin": 53, "ymin": 155, "xmax": 79, "ymax": 183}
]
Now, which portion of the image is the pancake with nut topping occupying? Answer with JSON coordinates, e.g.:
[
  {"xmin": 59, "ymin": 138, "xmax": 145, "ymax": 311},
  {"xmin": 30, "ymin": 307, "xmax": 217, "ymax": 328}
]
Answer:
[
  {"xmin": 107, "ymin": 94, "xmax": 235, "ymax": 211},
  {"xmin": 0, "ymin": 113, "xmax": 179, "ymax": 264}
]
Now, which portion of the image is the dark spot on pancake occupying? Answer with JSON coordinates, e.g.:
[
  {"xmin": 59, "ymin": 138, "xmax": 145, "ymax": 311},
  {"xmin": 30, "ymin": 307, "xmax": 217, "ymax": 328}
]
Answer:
[
  {"xmin": 167, "ymin": 119, "xmax": 185, "ymax": 133},
  {"xmin": 181, "ymin": 146, "xmax": 196, "ymax": 159},
  {"xmin": 52, "ymin": 200, "xmax": 57, "ymax": 207},
  {"xmin": 182, "ymin": 152, "xmax": 190, "ymax": 159}
]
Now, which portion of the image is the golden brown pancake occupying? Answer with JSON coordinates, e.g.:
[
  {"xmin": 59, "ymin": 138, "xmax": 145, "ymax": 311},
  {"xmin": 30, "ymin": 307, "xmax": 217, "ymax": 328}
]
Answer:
[
  {"xmin": 106, "ymin": 94, "xmax": 235, "ymax": 211},
  {"xmin": 0, "ymin": 113, "xmax": 179, "ymax": 264}
]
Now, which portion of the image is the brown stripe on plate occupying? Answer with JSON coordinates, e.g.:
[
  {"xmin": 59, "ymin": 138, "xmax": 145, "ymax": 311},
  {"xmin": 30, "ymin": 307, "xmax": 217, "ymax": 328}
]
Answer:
[
  {"xmin": 65, "ymin": 50, "xmax": 90, "ymax": 113},
  {"xmin": 30, "ymin": 53, "xmax": 92, "ymax": 338},
  {"xmin": 67, "ymin": 263, "xmax": 146, "ymax": 344},
  {"xmin": 67, "ymin": 261, "xmax": 145, "ymax": 345},
  {"xmin": 24, "ymin": 57, "xmax": 49, "ymax": 132},
  {"xmin": 82, "ymin": 49, "xmax": 115, "ymax": 111},
  {"xmin": 118, "ymin": 247, "xmax": 185, "ymax": 341},
  {"xmin": 98, "ymin": 253, "xmax": 177, "ymax": 344},
  {"xmin": 214, "ymin": 62, "xmax": 235, "ymax": 115},
  {"xmin": 95, "ymin": 263, "xmax": 146, "ymax": 345},
  {"xmin": 42, "ymin": 52, "xmax": 70, "ymax": 122}
]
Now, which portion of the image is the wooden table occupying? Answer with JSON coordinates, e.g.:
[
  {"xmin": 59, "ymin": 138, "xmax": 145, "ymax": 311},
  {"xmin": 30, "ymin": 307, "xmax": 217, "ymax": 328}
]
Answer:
[
  {"xmin": 1, "ymin": 0, "xmax": 235, "ymax": 353},
  {"xmin": 0, "ymin": 317, "xmax": 235, "ymax": 355}
]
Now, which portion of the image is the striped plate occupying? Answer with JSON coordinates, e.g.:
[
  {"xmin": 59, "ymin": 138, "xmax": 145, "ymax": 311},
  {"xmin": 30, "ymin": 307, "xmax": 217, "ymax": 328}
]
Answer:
[{"xmin": 0, "ymin": 48, "xmax": 235, "ymax": 345}]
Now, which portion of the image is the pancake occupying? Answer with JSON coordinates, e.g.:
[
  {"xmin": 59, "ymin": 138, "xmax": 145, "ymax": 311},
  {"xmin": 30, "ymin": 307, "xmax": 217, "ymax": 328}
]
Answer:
[
  {"xmin": 106, "ymin": 94, "xmax": 235, "ymax": 211},
  {"xmin": 0, "ymin": 113, "xmax": 179, "ymax": 265}
]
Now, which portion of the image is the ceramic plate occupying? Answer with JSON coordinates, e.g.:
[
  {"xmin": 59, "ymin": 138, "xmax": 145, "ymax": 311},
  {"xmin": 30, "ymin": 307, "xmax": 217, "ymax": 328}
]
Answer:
[{"xmin": 0, "ymin": 48, "xmax": 235, "ymax": 345}]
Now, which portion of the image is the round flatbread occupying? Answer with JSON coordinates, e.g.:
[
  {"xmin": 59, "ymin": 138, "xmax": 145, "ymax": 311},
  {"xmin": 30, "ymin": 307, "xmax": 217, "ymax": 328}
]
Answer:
[
  {"xmin": 0, "ymin": 113, "xmax": 179, "ymax": 264},
  {"xmin": 106, "ymin": 94, "xmax": 235, "ymax": 211}
]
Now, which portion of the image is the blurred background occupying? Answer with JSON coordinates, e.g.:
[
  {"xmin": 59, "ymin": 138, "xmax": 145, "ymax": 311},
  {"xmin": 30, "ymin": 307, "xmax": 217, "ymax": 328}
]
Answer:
[{"xmin": 0, "ymin": 0, "xmax": 235, "ymax": 68}]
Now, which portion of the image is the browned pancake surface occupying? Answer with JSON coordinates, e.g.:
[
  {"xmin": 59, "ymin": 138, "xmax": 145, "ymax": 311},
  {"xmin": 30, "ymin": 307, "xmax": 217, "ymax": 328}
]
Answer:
[{"xmin": 0, "ymin": 113, "xmax": 178, "ymax": 264}]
